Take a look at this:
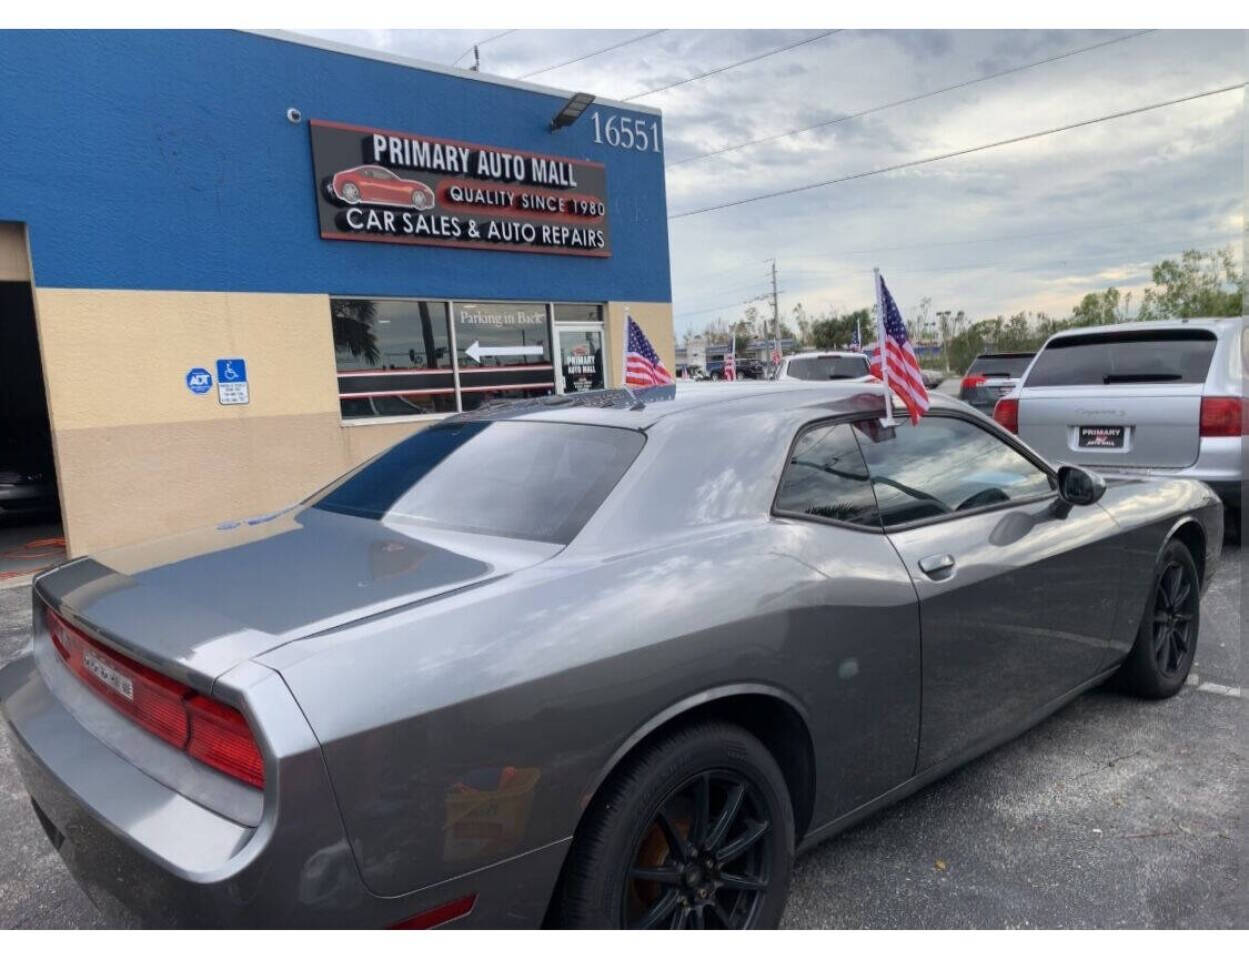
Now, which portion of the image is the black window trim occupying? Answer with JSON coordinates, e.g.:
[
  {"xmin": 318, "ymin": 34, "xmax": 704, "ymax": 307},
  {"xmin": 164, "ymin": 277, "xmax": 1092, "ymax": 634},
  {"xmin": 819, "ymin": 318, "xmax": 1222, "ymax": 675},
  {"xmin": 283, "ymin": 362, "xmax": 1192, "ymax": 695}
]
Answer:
[{"xmin": 770, "ymin": 407, "xmax": 1059, "ymax": 535}]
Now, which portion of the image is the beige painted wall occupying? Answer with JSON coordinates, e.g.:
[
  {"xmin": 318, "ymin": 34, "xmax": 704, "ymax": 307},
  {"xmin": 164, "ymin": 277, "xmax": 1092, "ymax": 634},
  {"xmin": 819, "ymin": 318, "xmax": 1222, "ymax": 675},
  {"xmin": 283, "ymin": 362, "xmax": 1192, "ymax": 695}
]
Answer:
[
  {"xmin": 0, "ymin": 222, "xmax": 30, "ymax": 282},
  {"xmin": 34, "ymin": 290, "xmax": 674, "ymax": 557},
  {"xmin": 34, "ymin": 289, "xmax": 422, "ymax": 556},
  {"xmin": 604, "ymin": 301, "xmax": 675, "ymax": 387}
]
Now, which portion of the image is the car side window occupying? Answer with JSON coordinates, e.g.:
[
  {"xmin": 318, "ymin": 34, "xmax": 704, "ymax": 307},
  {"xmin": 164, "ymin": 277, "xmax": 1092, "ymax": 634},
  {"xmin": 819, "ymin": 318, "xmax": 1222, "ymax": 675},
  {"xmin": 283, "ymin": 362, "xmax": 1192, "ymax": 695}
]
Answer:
[
  {"xmin": 775, "ymin": 422, "xmax": 882, "ymax": 527},
  {"xmin": 853, "ymin": 416, "xmax": 1054, "ymax": 527}
]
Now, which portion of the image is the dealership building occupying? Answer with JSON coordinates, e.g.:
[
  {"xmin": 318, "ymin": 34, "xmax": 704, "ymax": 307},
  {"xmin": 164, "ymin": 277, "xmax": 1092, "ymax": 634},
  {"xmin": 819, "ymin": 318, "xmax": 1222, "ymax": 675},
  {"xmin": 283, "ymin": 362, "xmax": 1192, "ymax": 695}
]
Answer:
[{"xmin": 0, "ymin": 30, "xmax": 673, "ymax": 558}]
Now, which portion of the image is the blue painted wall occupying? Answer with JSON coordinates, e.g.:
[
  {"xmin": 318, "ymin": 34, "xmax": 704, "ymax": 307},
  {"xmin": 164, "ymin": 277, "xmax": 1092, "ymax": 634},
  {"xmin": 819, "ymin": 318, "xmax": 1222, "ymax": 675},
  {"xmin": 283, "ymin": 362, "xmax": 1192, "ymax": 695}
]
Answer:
[{"xmin": 0, "ymin": 30, "xmax": 671, "ymax": 302}]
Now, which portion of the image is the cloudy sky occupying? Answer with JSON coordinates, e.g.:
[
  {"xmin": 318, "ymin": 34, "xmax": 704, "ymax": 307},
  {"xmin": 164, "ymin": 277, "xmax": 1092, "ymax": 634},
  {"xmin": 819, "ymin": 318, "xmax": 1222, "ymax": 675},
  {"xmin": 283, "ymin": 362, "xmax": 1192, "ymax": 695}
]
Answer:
[{"xmin": 302, "ymin": 28, "xmax": 1246, "ymax": 339}]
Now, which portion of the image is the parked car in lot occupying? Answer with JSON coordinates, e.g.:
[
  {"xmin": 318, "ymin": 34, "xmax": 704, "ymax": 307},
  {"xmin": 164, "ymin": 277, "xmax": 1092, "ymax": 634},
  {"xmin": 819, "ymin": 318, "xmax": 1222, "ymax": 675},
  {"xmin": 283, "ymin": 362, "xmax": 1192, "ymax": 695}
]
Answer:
[
  {"xmin": 958, "ymin": 351, "xmax": 1035, "ymax": 411},
  {"xmin": 773, "ymin": 351, "xmax": 872, "ymax": 382},
  {"xmin": 0, "ymin": 441, "xmax": 58, "ymax": 519},
  {"xmin": 919, "ymin": 368, "xmax": 946, "ymax": 389},
  {"xmin": 0, "ymin": 382, "xmax": 1222, "ymax": 928},
  {"xmin": 736, "ymin": 358, "xmax": 765, "ymax": 380},
  {"xmin": 994, "ymin": 317, "xmax": 1245, "ymax": 525}
]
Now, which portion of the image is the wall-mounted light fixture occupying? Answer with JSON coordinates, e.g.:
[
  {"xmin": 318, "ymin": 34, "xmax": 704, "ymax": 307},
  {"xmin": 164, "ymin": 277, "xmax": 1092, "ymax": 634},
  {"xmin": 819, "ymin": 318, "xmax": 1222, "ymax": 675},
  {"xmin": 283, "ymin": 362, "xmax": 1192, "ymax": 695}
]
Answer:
[{"xmin": 549, "ymin": 92, "xmax": 595, "ymax": 132}]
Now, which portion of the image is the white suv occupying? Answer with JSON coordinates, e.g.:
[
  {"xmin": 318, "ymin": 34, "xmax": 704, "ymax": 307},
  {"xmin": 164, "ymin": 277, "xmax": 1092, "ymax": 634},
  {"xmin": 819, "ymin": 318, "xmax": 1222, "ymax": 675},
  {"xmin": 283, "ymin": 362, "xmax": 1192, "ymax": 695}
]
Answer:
[
  {"xmin": 774, "ymin": 351, "xmax": 873, "ymax": 382},
  {"xmin": 994, "ymin": 316, "xmax": 1245, "ymax": 524}
]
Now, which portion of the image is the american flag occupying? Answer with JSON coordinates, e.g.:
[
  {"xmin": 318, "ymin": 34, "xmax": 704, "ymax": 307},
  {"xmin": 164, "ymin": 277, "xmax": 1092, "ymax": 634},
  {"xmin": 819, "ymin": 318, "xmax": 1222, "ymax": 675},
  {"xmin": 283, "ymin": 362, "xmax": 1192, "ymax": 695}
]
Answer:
[
  {"xmin": 624, "ymin": 315, "xmax": 673, "ymax": 387},
  {"xmin": 867, "ymin": 273, "xmax": 929, "ymax": 424},
  {"xmin": 724, "ymin": 335, "xmax": 737, "ymax": 381}
]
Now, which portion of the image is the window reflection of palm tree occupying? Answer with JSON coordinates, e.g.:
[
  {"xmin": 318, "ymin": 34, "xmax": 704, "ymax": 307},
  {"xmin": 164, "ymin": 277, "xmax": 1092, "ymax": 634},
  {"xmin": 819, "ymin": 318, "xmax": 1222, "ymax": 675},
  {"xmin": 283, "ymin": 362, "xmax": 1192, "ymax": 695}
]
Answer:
[{"xmin": 332, "ymin": 299, "xmax": 380, "ymax": 366}]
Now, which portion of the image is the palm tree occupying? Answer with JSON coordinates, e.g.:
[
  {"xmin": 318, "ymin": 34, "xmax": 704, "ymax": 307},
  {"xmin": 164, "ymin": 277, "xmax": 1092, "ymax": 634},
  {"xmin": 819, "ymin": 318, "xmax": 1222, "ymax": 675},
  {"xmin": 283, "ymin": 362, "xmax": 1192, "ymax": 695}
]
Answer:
[{"xmin": 332, "ymin": 299, "xmax": 381, "ymax": 366}]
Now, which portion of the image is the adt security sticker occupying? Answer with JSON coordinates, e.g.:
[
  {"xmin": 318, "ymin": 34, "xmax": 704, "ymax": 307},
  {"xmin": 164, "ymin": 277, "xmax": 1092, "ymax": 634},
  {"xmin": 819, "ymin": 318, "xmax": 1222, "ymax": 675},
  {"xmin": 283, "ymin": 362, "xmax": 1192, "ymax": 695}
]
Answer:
[
  {"xmin": 215, "ymin": 358, "xmax": 249, "ymax": 405},
  {"xmin": 185, "ymin": 367, "xmax": 212, "ymax": 395}
]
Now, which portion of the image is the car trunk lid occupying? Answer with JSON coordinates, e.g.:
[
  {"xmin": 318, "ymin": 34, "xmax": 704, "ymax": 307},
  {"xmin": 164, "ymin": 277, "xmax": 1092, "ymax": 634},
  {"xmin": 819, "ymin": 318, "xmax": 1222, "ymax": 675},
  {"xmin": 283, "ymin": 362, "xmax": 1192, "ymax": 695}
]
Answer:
[
  {"xmin": 1017, "ymin": 383, "xmax": 1205, "ymax": 469},
  {"xmin": 34, "ymin": 506, "xmax": 559, "ymax": 689}
]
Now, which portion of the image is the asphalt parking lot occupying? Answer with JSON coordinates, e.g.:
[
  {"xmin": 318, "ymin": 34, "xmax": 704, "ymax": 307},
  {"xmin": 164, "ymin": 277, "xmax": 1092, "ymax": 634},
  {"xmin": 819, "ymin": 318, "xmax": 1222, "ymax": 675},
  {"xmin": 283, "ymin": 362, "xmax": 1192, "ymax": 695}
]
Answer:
[{"xmin": 0, "ymin": 539, "xmax": 1243, "ymax": 928}]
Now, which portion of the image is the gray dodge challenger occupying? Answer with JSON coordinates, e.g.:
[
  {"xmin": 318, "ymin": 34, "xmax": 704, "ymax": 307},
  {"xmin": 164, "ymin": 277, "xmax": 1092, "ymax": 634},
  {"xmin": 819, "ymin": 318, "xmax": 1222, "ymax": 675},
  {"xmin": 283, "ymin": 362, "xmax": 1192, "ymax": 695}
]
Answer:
[{"xmin": 0, "ymin": 381, "xmax": 1223, "ymax": 928}]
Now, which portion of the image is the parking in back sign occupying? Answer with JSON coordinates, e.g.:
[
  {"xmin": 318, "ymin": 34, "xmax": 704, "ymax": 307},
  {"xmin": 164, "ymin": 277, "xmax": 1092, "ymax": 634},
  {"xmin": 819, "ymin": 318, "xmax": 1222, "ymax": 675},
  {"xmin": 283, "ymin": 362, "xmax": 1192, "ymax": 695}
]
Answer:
[{"xmin": 216, "ymin": 358, "xmax": 249, "ymax": 405}]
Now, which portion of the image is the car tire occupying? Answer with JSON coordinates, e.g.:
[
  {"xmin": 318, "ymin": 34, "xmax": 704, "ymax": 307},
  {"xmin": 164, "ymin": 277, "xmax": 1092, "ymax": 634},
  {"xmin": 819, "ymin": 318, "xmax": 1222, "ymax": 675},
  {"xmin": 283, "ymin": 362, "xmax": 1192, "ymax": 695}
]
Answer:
[
  {"xmin": 555, "ymin": 721, "xmax": 794, "ymax": 929},
  {"xmin": 1115, "ymin": 539, "xmax": 1200, "ymax": 699},
  {"xmin": 341, "ymin": 182, "xmax": 360, "ymax": 204}
]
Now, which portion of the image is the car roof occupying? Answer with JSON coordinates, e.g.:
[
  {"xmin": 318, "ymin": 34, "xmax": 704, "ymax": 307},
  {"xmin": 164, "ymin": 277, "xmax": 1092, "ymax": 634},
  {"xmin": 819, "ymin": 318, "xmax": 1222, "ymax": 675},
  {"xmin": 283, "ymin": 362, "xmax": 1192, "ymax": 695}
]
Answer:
[
  {"xmin": 1043, "ymin": 316, "xmax": 1246, "ymax": 343},
  {"xmin": 785, "ymin": 351, "xmax": 865, "ymax": 360},
  {"xmin": 442, "ymin": 380, "xmax": 962, "ymax": 431},
  {"xmin": 972, "ymin": 351, "xmax": 1035, "ymax": 359}
]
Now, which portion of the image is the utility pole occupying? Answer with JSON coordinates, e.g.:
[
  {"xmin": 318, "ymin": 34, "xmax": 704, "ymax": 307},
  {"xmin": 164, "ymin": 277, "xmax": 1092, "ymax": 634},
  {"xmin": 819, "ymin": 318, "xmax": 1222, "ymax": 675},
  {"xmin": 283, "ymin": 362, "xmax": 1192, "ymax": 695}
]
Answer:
[{"xmin": 768, "ymin": 259, "xmax": 780, "ymax": 374}]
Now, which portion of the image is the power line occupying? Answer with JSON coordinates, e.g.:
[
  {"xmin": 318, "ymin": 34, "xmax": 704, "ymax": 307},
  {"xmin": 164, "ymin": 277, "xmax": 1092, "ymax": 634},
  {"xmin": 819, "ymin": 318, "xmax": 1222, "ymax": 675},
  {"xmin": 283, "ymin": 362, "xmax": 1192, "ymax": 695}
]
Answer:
[
  {"xmin": 669, "ymin": 82, "xmax": 1246, "ymax": 220},
  {"xmin": 666, "ymin": 30, "xmax": 1155, "ymax": 168},
  {"xmin": 516, "ymin": 30, "xmax": 666, "ymax": 79},
  {"xmin": 673, "ymin": 205, "xmax": 1243, "ymax": 288},
  {"xmin": 674, "ymin": 291, "xmax": 775, "ymax": 320},
  {"xmin": 675, "ymin": 228, "xmax": 1241, "ymax": 320},
  {"xmin": 450, "ymin": 30, "xmax": 515, "ymax": 67},
  {"xmin": 622, "ymin": 30, "xmax": 840, "ymax": 101}
]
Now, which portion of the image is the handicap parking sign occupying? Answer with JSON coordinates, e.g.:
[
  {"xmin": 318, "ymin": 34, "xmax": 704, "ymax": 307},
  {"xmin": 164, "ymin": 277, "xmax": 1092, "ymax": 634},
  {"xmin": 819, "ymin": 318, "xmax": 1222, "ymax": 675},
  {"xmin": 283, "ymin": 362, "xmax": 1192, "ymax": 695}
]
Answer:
[
  {"xmin": 185, "ymin": 367, "xmax": 212, "ymax": 395},
  {"xmin": 215, "ymin": 358, "xmax": 249, "ymax": 405}
]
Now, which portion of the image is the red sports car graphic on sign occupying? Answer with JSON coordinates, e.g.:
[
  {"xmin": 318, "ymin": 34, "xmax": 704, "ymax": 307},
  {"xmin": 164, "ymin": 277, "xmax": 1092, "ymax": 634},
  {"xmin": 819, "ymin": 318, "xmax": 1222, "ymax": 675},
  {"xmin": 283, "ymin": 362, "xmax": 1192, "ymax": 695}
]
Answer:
[{"xmin": 328, "ymin": 165, "xmax": 436, "ymax": 210}]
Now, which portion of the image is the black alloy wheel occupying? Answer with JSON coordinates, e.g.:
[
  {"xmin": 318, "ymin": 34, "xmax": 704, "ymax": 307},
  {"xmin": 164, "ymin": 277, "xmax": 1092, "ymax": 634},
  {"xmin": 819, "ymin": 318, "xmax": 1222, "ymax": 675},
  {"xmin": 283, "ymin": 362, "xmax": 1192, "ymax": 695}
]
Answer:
[
  {"xmin": 1116, "ymin": 538, "xmax": 1200, "ymax": 699},
  {"xmin": 1151, "ymin": 558, "xmax": 1197, "ymax": 678},
  {"xmin": 554, "ymin": 721, "xmax": 794, "ymax": 929},
  {"xmin": 624, "ymin": 770, "xmax": 773, "ymax": 929}
]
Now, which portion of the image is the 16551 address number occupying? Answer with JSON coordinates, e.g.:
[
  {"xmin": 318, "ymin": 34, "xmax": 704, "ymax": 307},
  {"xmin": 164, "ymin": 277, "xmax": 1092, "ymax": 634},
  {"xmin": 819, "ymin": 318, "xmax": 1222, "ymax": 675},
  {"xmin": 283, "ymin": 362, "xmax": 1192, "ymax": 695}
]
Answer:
[{"xmin": 590, "ymin": 111, "xmax": 661, "ymax": 154}]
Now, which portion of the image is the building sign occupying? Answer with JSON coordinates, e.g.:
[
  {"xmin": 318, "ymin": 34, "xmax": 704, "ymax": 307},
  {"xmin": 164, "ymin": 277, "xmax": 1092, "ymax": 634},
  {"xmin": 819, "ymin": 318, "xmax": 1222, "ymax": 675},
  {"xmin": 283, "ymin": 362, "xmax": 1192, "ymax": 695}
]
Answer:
[
  {"xmin": 185, "ymin": 366, "xmax": 212, "ymax": 395},
  {"xmin": 215, "ymin": 357, "xmax": 249, "ymax": 405},
  {"xmin": 310, "ymin": 119, "xmax": 610, "ymax": 258},
  {"xmin": 559, "ymin": 330, "xmax": 605, "ymax": 393}
]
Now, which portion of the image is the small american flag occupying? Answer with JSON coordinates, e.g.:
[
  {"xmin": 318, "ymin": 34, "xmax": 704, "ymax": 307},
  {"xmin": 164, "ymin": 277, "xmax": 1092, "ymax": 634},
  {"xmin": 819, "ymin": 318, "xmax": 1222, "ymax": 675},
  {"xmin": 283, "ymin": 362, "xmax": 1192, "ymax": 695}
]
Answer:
[
  {"xmin": 724, "ymin": 335, "xmax": 737, "ymax": 381},
  {"xmin": 867, "ymin": 273, "xmax": 929, "ymax": 424},
  {"xmin": 624, "ymin": 315, "xmax": 673, "ymax": 387}
]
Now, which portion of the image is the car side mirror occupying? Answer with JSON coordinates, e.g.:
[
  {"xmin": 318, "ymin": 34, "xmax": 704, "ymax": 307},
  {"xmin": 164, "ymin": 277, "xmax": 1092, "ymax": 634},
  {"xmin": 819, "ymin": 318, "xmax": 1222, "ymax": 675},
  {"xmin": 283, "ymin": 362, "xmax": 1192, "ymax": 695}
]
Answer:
[{"xmin": 1056, "ymin": 465, "xmax": 1106, "ymax": 506}]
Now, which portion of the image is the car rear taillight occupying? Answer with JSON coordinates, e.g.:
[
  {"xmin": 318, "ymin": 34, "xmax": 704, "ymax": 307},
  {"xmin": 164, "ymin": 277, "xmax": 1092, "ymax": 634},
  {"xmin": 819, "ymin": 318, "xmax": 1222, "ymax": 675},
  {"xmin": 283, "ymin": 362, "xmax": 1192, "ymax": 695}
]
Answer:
[
  {"xmin": 961, "ymin": 374, "xmax": 987, "ymax": 393},
  {"xmin": 1199, "ymin": 396, "xmax": 1247, "ymax": 437},
  {"xmin": 187, "ymin": 695, "xmax": 265, "ymax": 788},
  {"xmin": 994, "ymin": 397, "xmax": 1020, "ymax": 434},
  {"xmin": 45, "ymin": 606, "xmax": 264, "ymax": 788}
]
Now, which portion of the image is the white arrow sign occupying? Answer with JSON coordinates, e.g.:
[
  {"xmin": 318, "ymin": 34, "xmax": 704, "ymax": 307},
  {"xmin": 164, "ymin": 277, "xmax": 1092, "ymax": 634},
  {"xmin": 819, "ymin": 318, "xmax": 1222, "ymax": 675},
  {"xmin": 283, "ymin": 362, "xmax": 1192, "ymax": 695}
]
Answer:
[{"xmin": 464, "ymin": 340, "xmax": 544, "ymax": 364}]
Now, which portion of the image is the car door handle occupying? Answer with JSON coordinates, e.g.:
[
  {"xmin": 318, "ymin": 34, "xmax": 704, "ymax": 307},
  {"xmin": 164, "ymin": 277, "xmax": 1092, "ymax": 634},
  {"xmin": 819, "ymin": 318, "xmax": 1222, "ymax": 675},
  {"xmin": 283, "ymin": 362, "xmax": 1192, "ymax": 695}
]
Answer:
[{"xmin": 918, "ymin": 554, "xmax": 956, "ymax": 578}]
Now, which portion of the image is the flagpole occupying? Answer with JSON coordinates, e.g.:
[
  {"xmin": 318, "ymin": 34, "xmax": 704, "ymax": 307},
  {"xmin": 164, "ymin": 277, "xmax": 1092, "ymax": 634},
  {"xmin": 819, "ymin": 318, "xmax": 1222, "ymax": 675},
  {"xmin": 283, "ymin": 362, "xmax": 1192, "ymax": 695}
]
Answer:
[
  {"xmin": 621, "ymin": 309, "xmax": 630, "ymax": 389},
  {"xmin": 873, "ymin": 268, "xmax": 895, "ymax": 425}
]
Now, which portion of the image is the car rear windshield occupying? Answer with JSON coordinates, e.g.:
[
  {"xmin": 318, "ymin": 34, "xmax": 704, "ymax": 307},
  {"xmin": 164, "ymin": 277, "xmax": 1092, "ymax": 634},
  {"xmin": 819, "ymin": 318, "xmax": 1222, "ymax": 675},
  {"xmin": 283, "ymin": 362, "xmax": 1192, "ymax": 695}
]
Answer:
[
  {"xmin": 1025, "ymin": 330, "xmax": 1217, "ymax": 387},
  {"xmin": 966, "ymin": 354, "xmax": 1033, "ymax": 378},
  {"xmin": 313, "ymin": 420, "xmax": 645, "ymax": 544},
  {"xmin": 786, "ymin": 356, "xmax": 870, "ymax": 380}
]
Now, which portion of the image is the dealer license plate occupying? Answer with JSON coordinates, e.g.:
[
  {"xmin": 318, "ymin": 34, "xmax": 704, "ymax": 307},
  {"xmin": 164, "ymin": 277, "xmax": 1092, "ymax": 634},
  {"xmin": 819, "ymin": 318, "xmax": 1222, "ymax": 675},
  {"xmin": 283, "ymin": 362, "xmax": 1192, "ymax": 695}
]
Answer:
[{"xmin": 1078, "ymin": 425, "xmax": 1125, "ymax": 449}]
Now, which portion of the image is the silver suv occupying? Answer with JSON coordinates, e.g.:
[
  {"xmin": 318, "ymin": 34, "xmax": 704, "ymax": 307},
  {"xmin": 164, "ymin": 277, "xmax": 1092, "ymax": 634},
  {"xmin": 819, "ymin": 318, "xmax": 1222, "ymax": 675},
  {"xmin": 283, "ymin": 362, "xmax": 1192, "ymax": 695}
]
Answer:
[{"xmin": 994, "ymin": 316, "xmax": 1245, "ymax": 519}]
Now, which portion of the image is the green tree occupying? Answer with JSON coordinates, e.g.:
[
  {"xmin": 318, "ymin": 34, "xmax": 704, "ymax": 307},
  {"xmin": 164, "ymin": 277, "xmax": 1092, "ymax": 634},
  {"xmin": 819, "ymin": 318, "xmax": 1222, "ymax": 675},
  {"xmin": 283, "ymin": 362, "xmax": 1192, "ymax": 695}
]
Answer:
[
  {"xmin": 331, "ymin": 299, "xmax": 380, "ymax": 366},
  {"xmin": 1070, "ymin": 288, "xmax": 1122, "ymax": 327},
  {"xmin": 1137, "ymin": 247, "xmax": 1244, "ymax": 320},
  {"xmin": 810, "ymin": 308, "xmax": 870, "ymax": 349}
]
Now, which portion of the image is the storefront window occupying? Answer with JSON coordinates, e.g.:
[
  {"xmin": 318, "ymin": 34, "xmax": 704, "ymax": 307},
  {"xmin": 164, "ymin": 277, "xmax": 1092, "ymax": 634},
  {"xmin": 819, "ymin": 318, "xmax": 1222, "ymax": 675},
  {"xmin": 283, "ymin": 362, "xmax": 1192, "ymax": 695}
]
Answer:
[
  {"xmin": 453, "ymin": 301, "xmax": 556, "ymax": 411},
  {"xmin": 333, "ymin": 299, "xmax": 455, "ymax": 419},
  {"xmin": 332, "ymin": 299, "xmax": 605, "ymax": 420}
]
